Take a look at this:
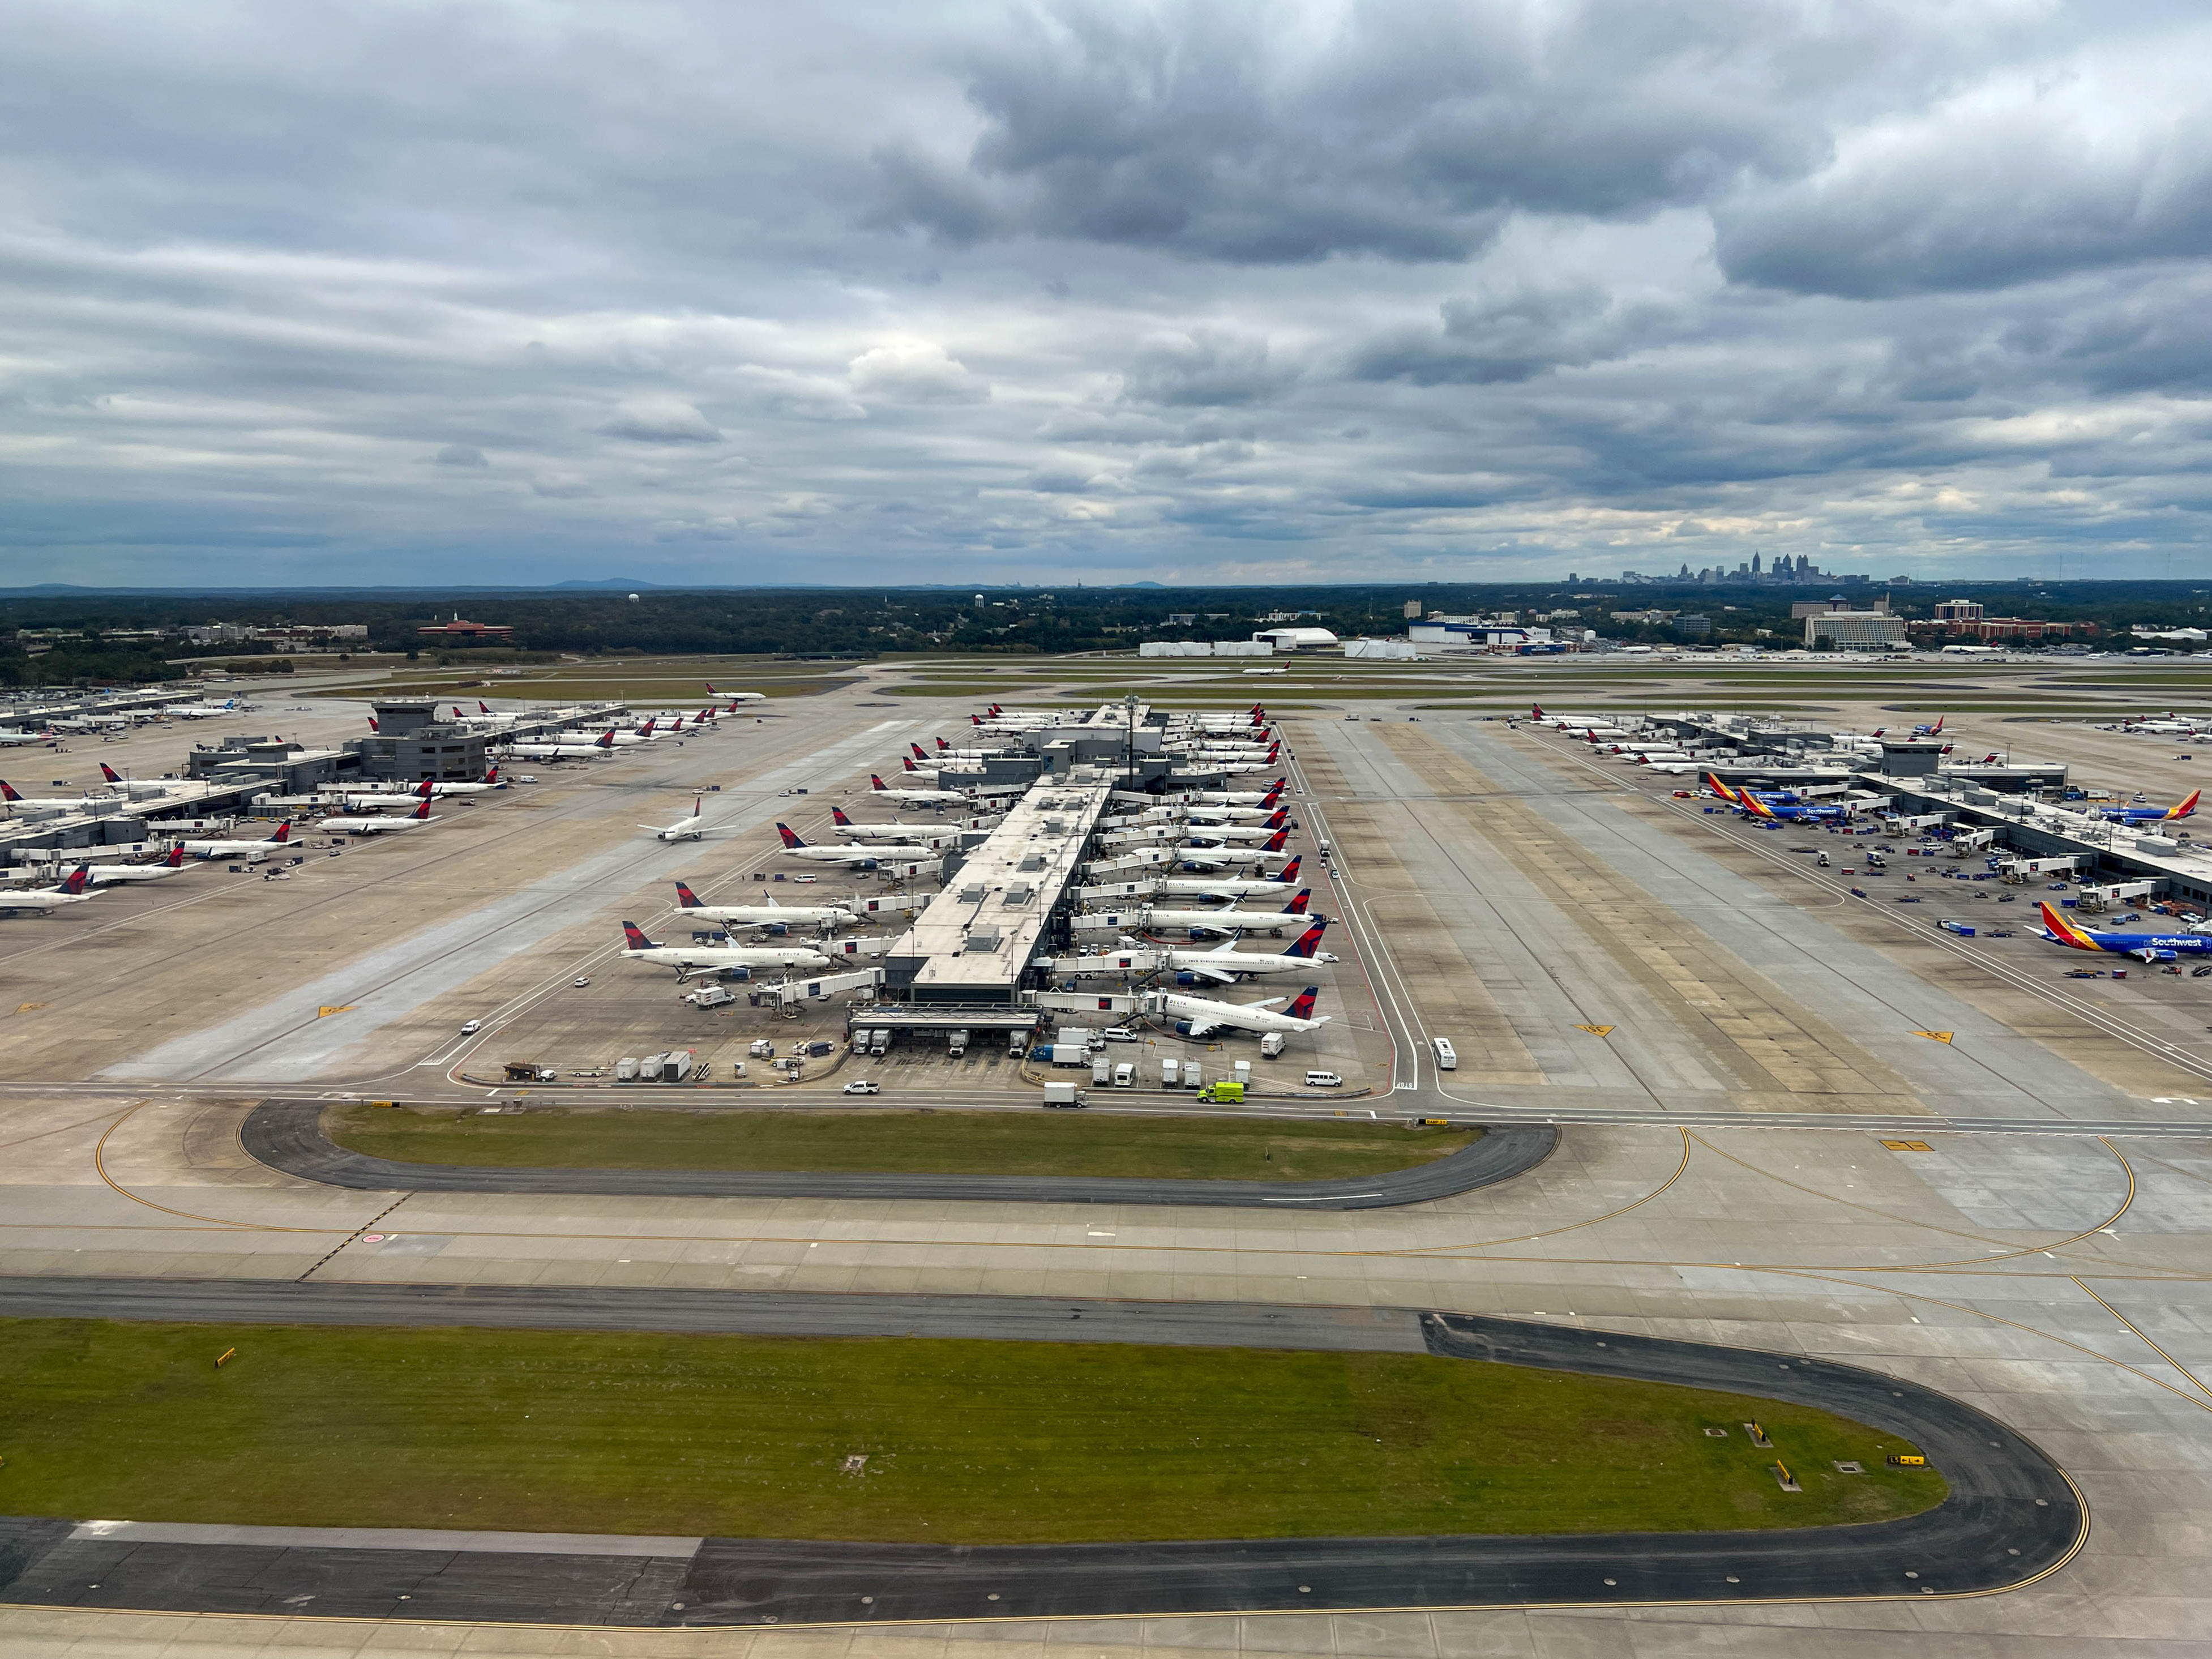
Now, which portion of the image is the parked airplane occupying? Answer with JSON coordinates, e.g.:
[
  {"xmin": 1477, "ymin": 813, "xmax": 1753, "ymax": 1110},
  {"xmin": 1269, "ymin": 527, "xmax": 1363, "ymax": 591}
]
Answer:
[
  {"xmin": 1160, "ymin": 921, "xmax": 1335, "ymax": 984},
  {"xmin": 619, "ymin": 921, "xmax": 828, "ymax": 980},
  {"xmin": 0, "ymin": 866, "xmax": 99, "ymax": 914},
  {"xmin": 94, "ymin": 763, "xmax": 179, "ymax": 802},
  {"xmin": 0, "ymin": 781, "xmax": 101, "ymax": 812},
  {"xmin": 1154, "ymin": 857, "xmax": 1303, "ymax": 903},
  {"xmin": 1092, "ymin": 890, "xmax": 1316, "ymax": 939},
  {"xmin": 2038, "ymin": 902, "xmax": 2212, "ymax": 963},
  {"xmin": 1180, "ymin": 784, "xmax": 1286, "ymax": 807},
  {"xmin": 775, "ymin": 824, "xmax": 936, "ymax": 864},
  {"xmin": 704, "ymin": 684, "xmax": 768, "ymax": 703},
  {"xmin": 2085, "ymin": 790, "xmax": 2200, "ymax": 824},
  {"xmin": 320, "ymin": 800, "xmax": 438, "ymax": 835},
  {"xmin": 870, "ymin": 774, "xmax": 968, "ymax": 807},
  {"xmin": 170, "ymin": 699, "xmax": 240, "ymax": 719},
  {"xmin": 1181, "ymin": 811, "xmax": 1291, "ymax": 846},
  {"xmin": 673, "ymin": 883, "xmax": 858, "ymax": 930},
  {"xmin": 498, "ymin": 730, "xmax": 618, "ymax": 760},
  {"xmin": 1156, "ymin": 984, "xmax": 1329, "ymax": 1039},
  {"xmin": 827, "ymin": 807, "xmax": 964, "ymax": 849},
  {"xmin": 83, "ymin": 845, "xmax": 192, "ymax": 883},
  {"xmin": 1175, "ymin": 828, "xmax": 1292, "ymax": 870},
  {"xmin": 177, "ymin": 822, "xmax": 293, "ymax": 859}
]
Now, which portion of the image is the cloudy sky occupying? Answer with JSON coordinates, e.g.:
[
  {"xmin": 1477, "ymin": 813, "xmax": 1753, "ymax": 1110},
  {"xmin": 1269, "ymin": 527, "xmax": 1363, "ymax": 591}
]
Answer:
[{"xmin": 6, "ymin": 0, "xmax": 2210, "ymax": 587}]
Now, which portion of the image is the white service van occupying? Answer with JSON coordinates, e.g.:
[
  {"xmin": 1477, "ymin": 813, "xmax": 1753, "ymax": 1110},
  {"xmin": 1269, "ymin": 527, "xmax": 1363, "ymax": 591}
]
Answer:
[
  {"xmin": 1431, "ymin": 1037, "xmax": 1457, "ymax": 1070},
  {"xmin": 1304, "ymin": 1070, "xmax": 1342, "ymax": 1088},
  {"xmin": 1113, "ymin": 1062, "xmax": 1135, "ymax": 1088}
]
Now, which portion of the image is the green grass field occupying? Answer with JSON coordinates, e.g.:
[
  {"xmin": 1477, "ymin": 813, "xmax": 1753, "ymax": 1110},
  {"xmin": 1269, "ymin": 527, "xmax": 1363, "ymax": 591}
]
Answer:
[
  {"xmin": 0, "ymin": 1320, "xmax": 1944, "ymax": 1542},
  {"xmin": 328, "ymin": 1106, "xmax": 1473, "ymax": 1181}
]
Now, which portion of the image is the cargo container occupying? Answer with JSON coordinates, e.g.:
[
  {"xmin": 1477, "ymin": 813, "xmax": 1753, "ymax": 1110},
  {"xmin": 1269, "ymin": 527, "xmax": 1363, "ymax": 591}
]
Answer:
[
  {"xmin": 664, "ymin": 1050, "xmax": 695, "ymax": 1083},
  {"xmin": 615, "ymin": 1057, "xmax": 639, "ymax": 1081},
  {"xmin": 1161, "ymin": 1057, "xmax": 1180, "ymax": 1087},
  {"xmin": 1233, "ymin": 1059, "xmax": 1251, "ymax": 1087},
  {"xmin": 750, "ymin": 1038, "xmax": 776, "ymax": 1059},
  {"xmin": 1092, "ymin": 1053, "xmax": 1111, "ymax": 1084},
  {"xmin": 1259, "ymin": 1032, "xmax": 1286, "ymax": 1058}
]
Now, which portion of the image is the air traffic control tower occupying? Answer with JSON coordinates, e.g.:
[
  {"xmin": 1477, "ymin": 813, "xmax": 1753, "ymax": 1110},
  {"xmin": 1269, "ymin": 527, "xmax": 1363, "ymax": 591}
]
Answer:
[{"xmin": 878, "ymin": 781, "xmax": 1112, "ymax": 1007}]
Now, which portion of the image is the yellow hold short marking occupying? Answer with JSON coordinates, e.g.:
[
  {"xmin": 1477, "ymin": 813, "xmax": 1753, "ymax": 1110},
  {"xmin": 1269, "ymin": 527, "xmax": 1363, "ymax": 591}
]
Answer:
[
  {"xmin": 1573, "ymin": 1024, "xmax": 1615, "ymax": 1036},
  {"xmin": 15, "ymin": 1003, "xmax": 45, "ymax": 1014},
  {"xmin": 1911, "ymin": 1031, "xmax": 1954, "ymax": 1043},
  {"xmin": 317, "ymin": 1006, "xmax": 356, "ymax": 1017}
]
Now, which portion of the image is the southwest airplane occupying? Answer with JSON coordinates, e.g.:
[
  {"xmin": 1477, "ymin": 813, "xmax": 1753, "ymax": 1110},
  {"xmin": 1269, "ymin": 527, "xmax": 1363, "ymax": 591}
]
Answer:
[
  {"xmin": 643, "ymin": 796, "xmax": 707, "ymax": 843},
  {"xmin": 619, "ymin": 921, "xmax": 828, "ymax": 980},
  {"xmin": 1706, "ymin": 775, "xmax": 1850, "ymax": 823},
  {"xmin": 1157, "ymin": 984, "xmax": 1329, "ymax": 1039},
  {"xmin": 673, "ymin": 883, "xmax": 858, "ymax": 930},
  {"xmin": 2084, "ymin": 790, "xmax": 2200, "ymax": 825},
  {"xmin": 2039, "ymin": 901, "xmax": 2212, "ymax": 963}
]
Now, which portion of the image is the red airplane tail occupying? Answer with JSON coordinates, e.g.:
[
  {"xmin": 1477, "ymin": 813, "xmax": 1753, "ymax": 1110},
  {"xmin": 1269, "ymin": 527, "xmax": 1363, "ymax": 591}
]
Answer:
[
  {"xmin": 367, "ymin": 717, "xmax": 379, "ymax": 731},
  {"xmin": 1285, "ymin": 986, "xmax": 1320, "ymax": 1020},
  {"xmin": 622, "ymin": 921, "xmax": 654, "ymax": 951},
  {"xmin": 412, "ymin": 800, "xmax": 431, "ymax": 819},
  {"xmin": 101, "ymin": 762, "xmax": 123, "ymax": 784},
  {"xmin": 1260, "ymin": 828, "xmax": 1289, "ymax": 852},
  {"xmin": 776, "ymin": 823, "xmax": 805, "ymax": 848},
  {"xmin": 166, "ymin": 843, "xmax": 185, "ymax": 868},
  {"xmin": 486, "ymin": 766, "xmax": 499, "ymax": 784},
  {"xmin": 271, "ymin": 822, "xmax": 291, "ymax": 843},
  {"xmin": 903, "ymin": 756, "xmax": 918, "ymax": 771},
  {"xmin": 832, "ymin": 806, "xmax": 854, "ymax": 826},
  {"xmin": 935, "ymin": 737, "xmax": 950, "ymax": 750},
  {"xmin": 1283, "ymin": 920, "xmax": 1329, "ymax": 957},
  {"xmin": 59, "ymin": 865, "xmax": 91, "ymax": 895},
  {"xmin": 911, "ymin": 744, "xmax": 929, "ymax": 761},
  {"xmin": 1273, "ymin": 854, "xmax": 1302, "ymax": 883},
  {"xmin": 675, "ymin": 882, "xmax": 704, "ymax": 908},
  {"xmin": 595, "ymin": 730, "xmax": 614, "ymax": 747},
  {"xmin": 479, "ymin": 701, "xmax": 491, "ymax": 715},
  {"xmin": 1531, "ymin": 704, "xmax": 1544, "ymax": 719},
  {"xmin": 0, "ymin": 781, "xmax": 20, "ymax": 802},
  {"xmin": 871, "ymin": 775, "xmax": 889, "ymax": 790},
  {"xmin": 1263, "ymin": 807, "xmax": 1289, "ymax": 828},
  {"xmin": 417, "ymin": 779, "xmax": 436, "ymax": 797},
  {"xmin": 1280, "ymin": 887, "xmax": 1312, "ymax": 914}
]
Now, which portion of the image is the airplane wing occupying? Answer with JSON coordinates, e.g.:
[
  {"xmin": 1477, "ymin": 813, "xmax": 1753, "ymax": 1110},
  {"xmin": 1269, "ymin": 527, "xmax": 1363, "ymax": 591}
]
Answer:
[
  {"xmin": 1188, "ymin": 965, "xmax": 1239, "ymax": 985},
  {"xmin": 1179, "ymin": 1017, "xmax": 1220, "ymax": 1038}
]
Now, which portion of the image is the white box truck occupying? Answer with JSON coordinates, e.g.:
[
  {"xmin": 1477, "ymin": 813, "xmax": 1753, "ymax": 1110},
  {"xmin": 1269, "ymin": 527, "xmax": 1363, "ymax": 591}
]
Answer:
[
  {"xmin": 948, "ymin": 1028, "xmax": 969, "ymax": 1058},
  {"xmin": 1042, "ymin": 1081, "xmax": 1088, "ymax": 1108},
  {"xmin": 869, "ymin": 1028, "xmax": 891, "ymax": 1056},
  {"xmin": 1259, "ymin": 1032, "xmax": 1286, "ymax": 1059},
  {"xmin": 1233, "ymin": 1059, "xmax": 1251, "ymax": 1087},
  {"xmin": 1092, "ymin": 1052, "xmax": 1111, "ymax": 1084},
  {"xmin": 1009, "ymin": 1030, "xmax": 1028, "ymax": 1058},
  {"xmin": 1161, "ymin": 1057, "xmax": 1180, "ymax": 1087},
  {"xmin": 615, "ymin": 1057, "xmax": 639, "ymax": 1081}
]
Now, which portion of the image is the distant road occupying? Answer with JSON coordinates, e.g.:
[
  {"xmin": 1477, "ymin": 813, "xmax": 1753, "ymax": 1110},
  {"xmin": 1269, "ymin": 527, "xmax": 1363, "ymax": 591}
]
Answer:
[{"xmin": 241, "ymin": 1099, "xmax": 1559, "ymax": 1210}]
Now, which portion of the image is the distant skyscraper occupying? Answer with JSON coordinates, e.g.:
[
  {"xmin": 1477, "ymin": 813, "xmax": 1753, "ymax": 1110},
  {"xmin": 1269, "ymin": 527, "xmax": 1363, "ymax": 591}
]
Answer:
[{"xmin": 1752, "ymin": 551, "xmax": 1762, "ymax": 575}]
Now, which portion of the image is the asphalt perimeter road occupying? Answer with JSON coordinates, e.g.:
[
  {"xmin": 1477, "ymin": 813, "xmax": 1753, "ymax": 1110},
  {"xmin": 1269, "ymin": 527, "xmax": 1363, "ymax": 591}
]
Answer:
[
  {"xmin": 241, "ymin": 1100, "xmax": 1561, "ymax": 1210},
  {"xmin": 0, "ymin": 1282, "xmax": 2081, "ymax": 1627}
]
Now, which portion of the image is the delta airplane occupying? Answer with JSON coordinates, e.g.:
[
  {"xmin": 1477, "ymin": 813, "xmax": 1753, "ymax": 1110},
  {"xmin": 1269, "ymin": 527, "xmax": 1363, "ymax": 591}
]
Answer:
[
  {"xmin": 2038, "ymin": 902, "xmax": 2212, "ymax": 963},
  {"xmin": 177, "ymin": 822, "xmax": 293, "ymax": 859},
  {"xmin": 870, "ymin": 774, "xmax": 968, "ymax": 807},
  {"xmin": 1179, "ymin": 784, "xmax": 1286, "ymax": 807},
  {"xmin": 2083, "ymin": 790, "xmax": 2200, "ymax": 825},
  {"xmin": 1160, "ymin": 920, "xmax": 1334, "ymax": 985},
  {"xmin": 673, "ymin": 883, "xmax": 858, "ymax": 930},
  {"xmin": 1157, "ymin": 984, "xmax": 1329, "ymax": 1039},
  {"xmin": 643, "ymin": 796, "xmax": 707, "ymax": 843},
  {"xmin": 827, "ymin": 807, "xmax": 962, "ymax": 849},
  {"xmin": 1107, "ymin": 890, "xmax": 1315, "ymax": 939},
  {"xmin": 82, "ymin": 845, "xmax": 192, "ymax": 883},
  {"xmin": 0, "ymin": 781, "xmax": 102, "ymax": 812},
  {"xmin": 0, "ymin": 867, "xmax": 99, "ymax": 914},
  {"xmin": 1181, "ymin": 811, "xmax": 1291, "ymax": 846},
  {"xmin": 320, "ymin": 800, "xmax": 438, "ymax": 835},
  {"xmin": 1154, "ymin": 857, "xmax": 1303, "ymax": 903},
  {"xmin": 704, "ymin": 683, "xmax": 767, "ymax": 703},
  {"xmin": 776, "ymin": 824, "xmax": 938, "ymax": 864},
  {"xmin": 498, "ymin": 730, "xmax": 618, "ymax": 760},
  {"xmin": 1174, "ymin": 828, "xmax": 1292, "ymax": 870},
  {"xmin": 619, "ymin": 921, "xmax": 829, "ymax": 980},
  {"xmin": 96, "ymin": 763, "xmax": 179, "ymax": 802}
]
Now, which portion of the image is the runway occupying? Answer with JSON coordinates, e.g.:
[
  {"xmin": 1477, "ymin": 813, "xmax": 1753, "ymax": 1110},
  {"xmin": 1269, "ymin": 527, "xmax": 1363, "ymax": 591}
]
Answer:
[
  {"xmin": 0, "ymin": 1286, "xmax": 2079, "ymax": 1626},
  {"xmin": 240, "ymin": 1100, "xmax": 1561, "ymax": 1210}
]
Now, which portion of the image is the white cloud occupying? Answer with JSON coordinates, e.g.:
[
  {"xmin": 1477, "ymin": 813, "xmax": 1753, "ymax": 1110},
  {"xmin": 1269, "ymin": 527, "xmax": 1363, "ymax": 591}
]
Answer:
[{"xmin": 848, "ymin": 341, "xmax": 991, "ymax": 404}]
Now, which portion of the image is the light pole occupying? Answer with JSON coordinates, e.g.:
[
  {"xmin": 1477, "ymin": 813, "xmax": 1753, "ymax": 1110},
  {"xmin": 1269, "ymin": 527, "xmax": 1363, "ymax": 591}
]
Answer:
[{"xmin": 1122, "ymin": 691, "xmax": 1140, "ymax": 790}]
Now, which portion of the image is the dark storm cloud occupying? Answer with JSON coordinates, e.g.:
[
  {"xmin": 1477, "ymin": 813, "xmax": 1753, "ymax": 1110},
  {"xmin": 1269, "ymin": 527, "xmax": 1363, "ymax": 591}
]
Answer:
[{"xmin": 1, "ymin": 0, "xmax": 2208, "ymax": 584}]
